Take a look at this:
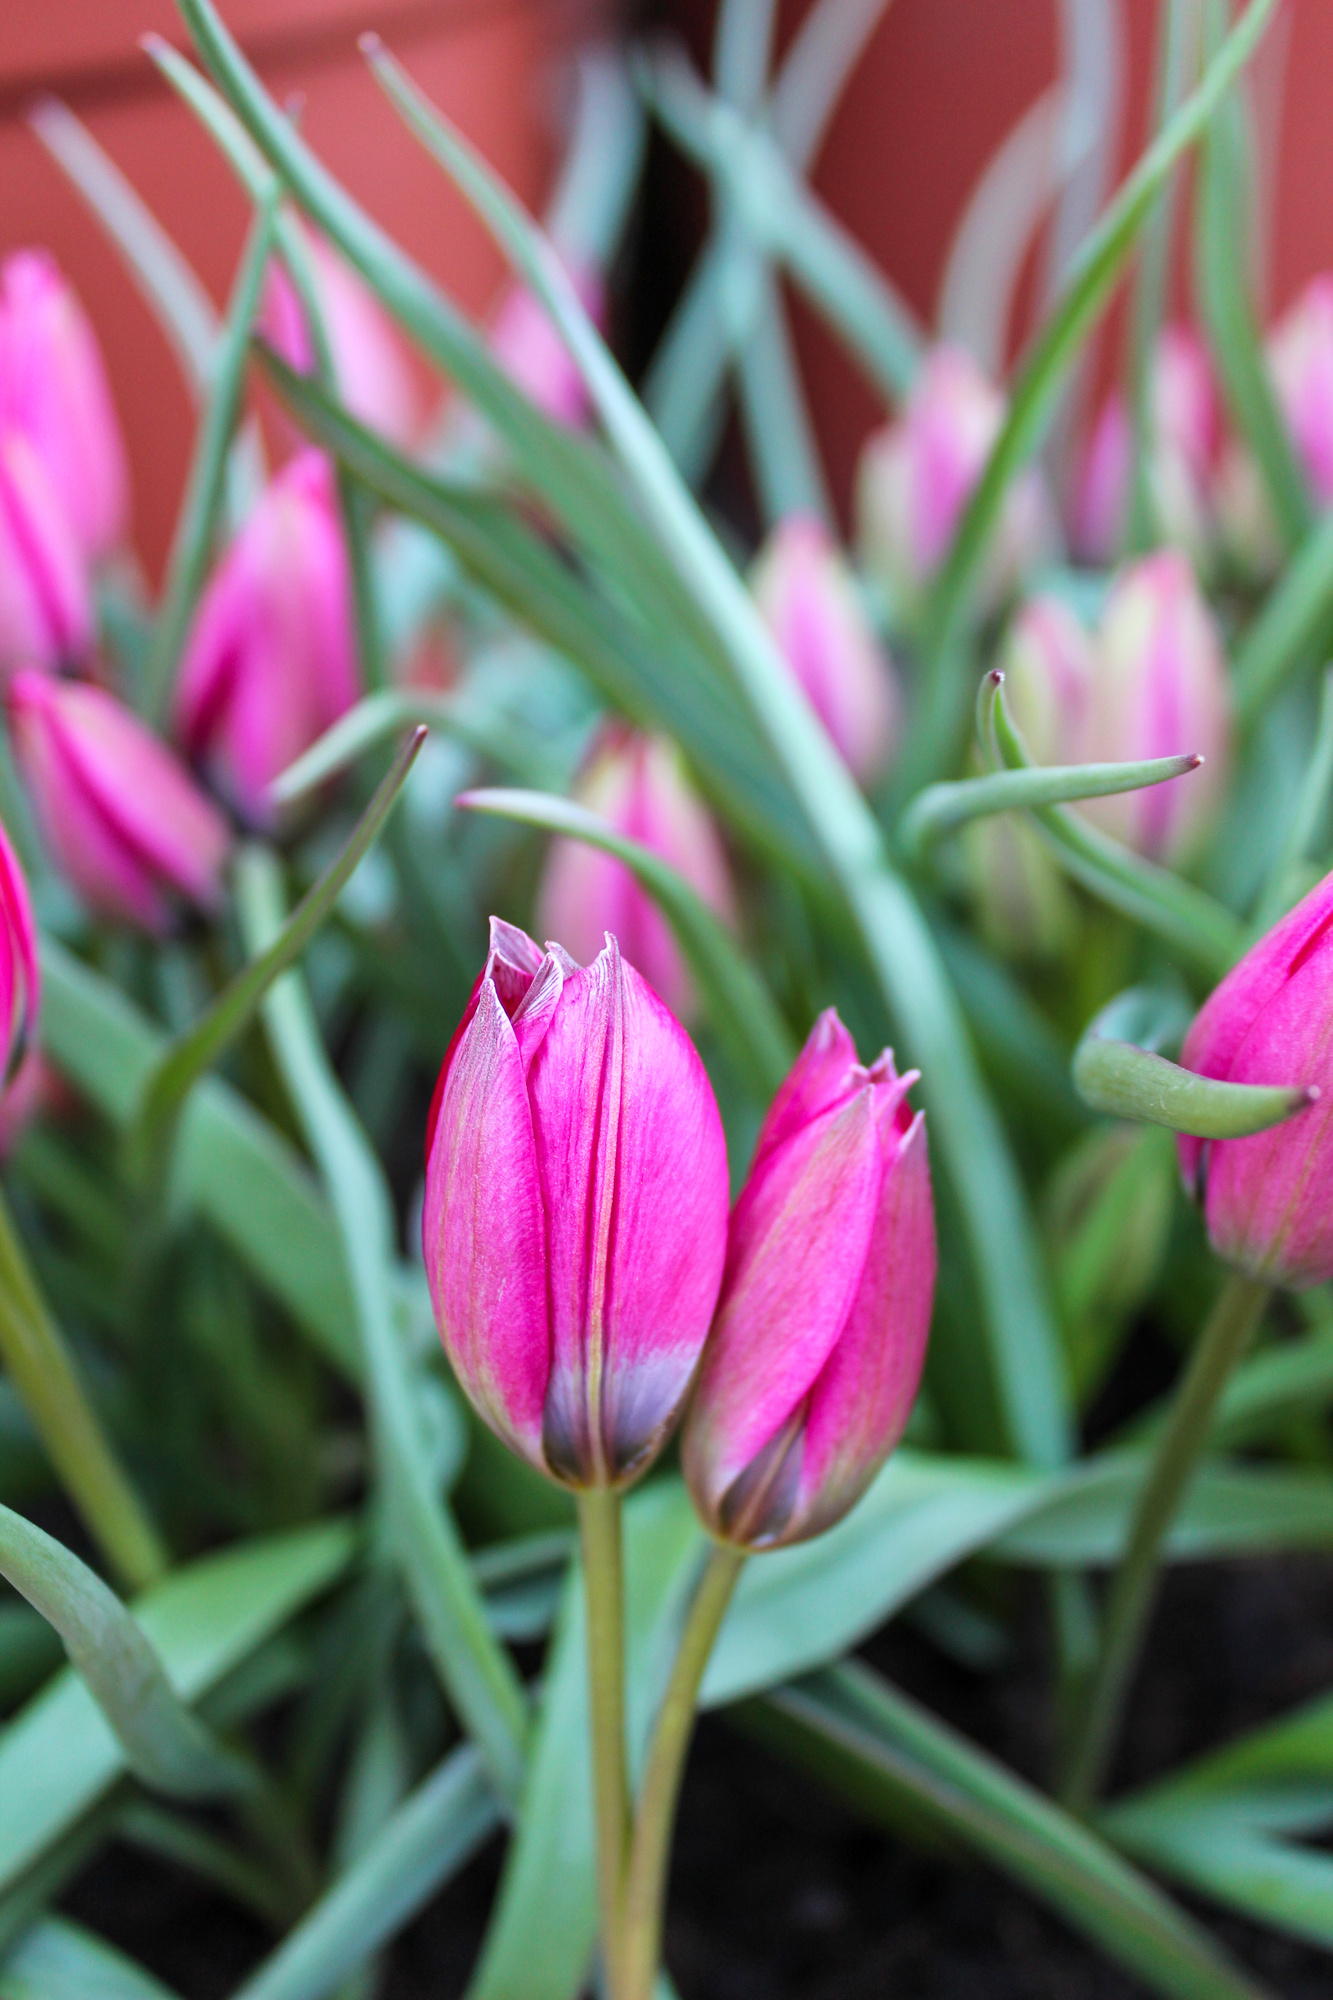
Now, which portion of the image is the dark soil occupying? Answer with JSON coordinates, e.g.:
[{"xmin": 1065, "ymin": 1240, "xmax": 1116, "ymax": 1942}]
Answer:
[{"xmin": 60, "ymin": 1553, "xmax": 1333, "ymax": 1999}]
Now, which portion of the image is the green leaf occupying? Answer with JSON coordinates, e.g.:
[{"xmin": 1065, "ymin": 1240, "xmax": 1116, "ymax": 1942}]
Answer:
[
  {"xmin": 1072, "ymin": 990, "xmax": 1312, "ymax": 1136},
  {"xmin": 231, "ymin": 1746, "xmax": 500, "ymax": 2000},
  {"xmin": 1251, "ymin": 666, "xmax": 1333, "ymax": 930},
  {"xmin": 0, "ymin": 1518, "xmax": 355, "ymax": 1895},
  {"xmin": 235, "ymin": 848, "xmax": 530, "ymax": 1805},
  {"xmin": 272, "ymin": 689, "xmax": 563, "ymax": 806},
  {"xmin": 129, "ymin": 727, "xmax": 424, "ymax": 1170},
  {"xmin": 923, "ymin": 0, "xmax": 1280, "ymax": 675},
  {"xmin": 755, "ymin": 1663, "xmax": 1271, "ymax": 2000},
  {"xmin": 0, "ymin": 1917, "xmax": 182, "ymax": 2000},
  {"xmin": 457, "ymin": 786, "xmax": 794, "ymax": 1100},
  {"xmin": 900, "ymin": 752, "xmax": 1204, "ymax": 858},
  {"xmin": 1233, "ymin": 509, "xmax": 1333, "ymax": 727},
  {"xmin": 39, "ymin": 939, "xmax": 357, "ymax": 1379},
  {"xmin": 0, "ymin": 1503, "xmax": 249, "ymax": 1802}
]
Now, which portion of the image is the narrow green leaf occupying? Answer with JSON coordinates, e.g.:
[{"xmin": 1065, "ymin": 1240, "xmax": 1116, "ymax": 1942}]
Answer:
[
  {"xmin": 900, "ymin": 752, "xmax": 1204, "ymax": 857},
  {"xmin": 129, "ymin": 727, "xmax": 424, "ymax": 1170},
  {"xmin": 0, "ymin": 1518, "xmax": 355, "ymax": 1895},
  {"xmin": 0, "ymin": 1503, "xmax": 249, "ymax": 1802},
  {"xmin": 923, "ymin": 0, "xmax": 1279, "ymax": 674},
  {"xmin": 458, "ymin": 786, "xmax": 794, "ymax": 1099},
  {"xmin": 1252, "ymin": 666, "xmax": 1333, "ymax": 930},
  {"xmin": 0, "ymin": 1917, "xmax": 182, "ymax": 2000},
  {"xmin": 1072, "ymin": 994, "xmax": 1312, "ymax": 1136},
  {"xmin": 273, "ymin": 689, "xmax": 562, "ymax": 805},
  {"xmin": 232, "ymin": 1746, "xmax": 499, "ymax": 2000},
  {"xmin": 235, "ymin": 848, "xmax": 530, "ymax": 1804},
  {"xmin": 1233, "ymin": 510, "xmax": 1333, "ymax": 726},
  {"xmin": 757, "ymin": 1663, "xmax": 1271, "ymax": 2000}
]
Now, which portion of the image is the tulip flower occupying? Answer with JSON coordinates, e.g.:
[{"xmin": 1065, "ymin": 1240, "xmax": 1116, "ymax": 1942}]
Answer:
[
  {"xmin": 1001, "ymin": 593, "xmax": 1094, "ymax": 767},
  {"xmin": 423, "ymin": 919, "xmax": 730, "ymax": 1487},
  {"xmin": 855, "ymin": 345, "xmax": 1054, "ymax": 617},
  {"xmin": 174, "ymin": 451, "xmax": 358, "ymax": 826},
  {"xmin": 259, "ymin": 229, "xmax": 420, "ymax": 447},
  {"xmin": 1078, "ymin": 551, "xmax": 1229, "ymax": 864},
  {"xmin": 683, "ymin": 1010, "xmax": 934, "ymax": 1549},
  {"xmin": 1179, "ymin": 869, "xmax": 1333, "ymax": 1288},
  {"xmin": 1071, "ymin": 326, "xmax": 1221, "ymax": 567},
  {"xmin": 0, "ymin": 250, "xmax": 129, "ymax": 561},
  {"xmin": 535, "ymin": 731, "xmax": 734, "ymax": 1024},
  {"xmin": 0, "ymin": 816, "xmax": 39, "ymax": 1082},
  {"xmin": 750, "ymin": 514, "xmax": 899, "ymax": 785},
  {"xmin": 1267, "ymin": 274, "xmax": 1333, "ymax": 506},
  {"xmin": 0, "ymin": 428, "xmax": 91, "ymax": 677},
  {"xmin": 488, "ymin": 268, "xmax": 602, "ymax": 428},
  {"xmin": 10, "ymin": 670, "xmax": 230, "ymax": 932}
]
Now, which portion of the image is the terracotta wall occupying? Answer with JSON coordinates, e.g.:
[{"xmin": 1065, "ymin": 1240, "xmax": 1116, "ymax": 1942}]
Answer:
[{"xmin": 0, "ymin": 0, "xmax": 600, "ymax": 582}]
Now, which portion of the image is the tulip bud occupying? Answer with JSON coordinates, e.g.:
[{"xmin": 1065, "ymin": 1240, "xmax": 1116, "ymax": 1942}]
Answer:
[
  {"xmin": 174, "ymin": 451, "xmax": 358, "ymax": 826},
  {"xmin": 0, "ymin": 816, "xmax": 39, "ymax": 1082},
  {"xmin": 489, "ymin": 267, "xmax": 603, "ymax": 428},
  {"xmin": 10, "ymin": 670, "xmax": 230, "ymax": 932},
  {"xmin": 855, "ymin": 345, "xmax": 1054, "ymax": 617},
  {"xmin": 535, "ymin": 731, "xmax": 734, "ymax": 1024},
  {"xmin": 0, "ymin": 428, "xmax": 91, "ymax": 676},
  {"xmin": 1078, "ymin": 551, "xmax": 1229, "ymax": 864},
  {"xmin": 1070, "ymin": 394, "xmax": 1131, "ymax": 569},
  {"xmin": 1179, "ymin": 868, "xmax": 1333, "ymax": 1288},
  {"xmin": 258, "ymin": 229, "xmax": 420, "ymax": 447},
  {"xmin": 423, "ymin": 920, "xmax": 730, "ymax": 1487},
  {"xmin": 1267, "ymin": 274, "xmax": 1333, "ymax": 506},
  {"xmin": 750, "ymin": 514, "xmax": 899, "ymax": 784},
  {"xmin": 0, "ymin": 250, "xmax": 129, "ymax": 561},
  {"xmin": 1070, "ymin": 328, "xmax": 1220, "ymax": 569},
  {"xmin": 1001, "ymin": 594, "xmax": 1094, "ymax": 767},
  {"xmin": 683, "ymin": 1010, "xmax": 935, "ymax": 1549}
]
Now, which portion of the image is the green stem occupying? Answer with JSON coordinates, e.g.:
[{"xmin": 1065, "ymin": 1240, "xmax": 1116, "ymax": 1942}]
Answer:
[
  {"xmin": 0, "ymin": 1185, "xmax": 166, "ymax": 1592},
  {"xmin": 577, "ymin": 1486, "xmax": 630, "ymax": 1998},
  {"xmin": 619, "ymin": 1541, "xmax": 746, "ymax": 2000},
  {"xmin": 1061, "ymin": 1271, "xmax": 1270, "ymax": 1814}
]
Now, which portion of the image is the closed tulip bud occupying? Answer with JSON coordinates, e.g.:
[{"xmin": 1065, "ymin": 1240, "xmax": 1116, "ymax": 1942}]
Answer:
[
  {"xmin": 10, "ymin": 670, "xmax": 230, "ymax": 933},
  {"xmin": 0, "ymin": 817, "xmax": 39, "ymax": 1082},
  {"xmin": 855, "ymin": 345, "xmax": 1054, "ymax": 617},
  {"xmin": 489, "ymin": 266, "xmax": 602, "ymax": 428},
  {"xmin": 1267, "ymin": 274, "xmax": 1333, "ymax": 506},
  {"xmin": 174, "ymin": 451, "xmax": 358, "ymax": 826},
  {"xmin": 423, "ymin": 919, "xmax": 730, "ymax": 1487},
  {"xmin": 258, "ymin": 229, "xmax": 419, "ymax": 447},
  {"xmin": 535, "ymin": 730, "xmax": 734, "ymax": 1024},
  {"xmin": 1071, "ymin": 327, "xmax": 1220, "ymax": 568},
  {"xmin": 0, "ymin": 429, "xmax": 91, "ymax": 676},
  {"xmin": 1001, "ymin": 594, "xmax": 1094, "ymax": 767},
  {"xmin": 0, "ymin": 251, "xmax": 129, "ymax": 561},
  {"xmin": 1179, "ymin": 869, "xmax": 1333, "ymax": 1288},
  {"xmin": 1070, "ymin": 394, "xmax": 1131, "ymax": 568},
  {"xmin": 683, "ymin": 1010, "xmax": 935, "ymax": 1549},
  {"xmin": 1079, "ymin": 551, "xmax": 1229, "ymax": 864},
  {"xmin": 750, "ymin": 514, "xmax": 899, "ymax": 784}
]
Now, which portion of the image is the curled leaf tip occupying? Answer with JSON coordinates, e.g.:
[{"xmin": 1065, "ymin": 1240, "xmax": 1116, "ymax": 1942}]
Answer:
[
  {"xmin": 358, "ymin": 31, "xmax": 383, "ymax": 56},
  {"xmin": 987, "ymin": 668, "xmax": 1004, "ymax": 687}
]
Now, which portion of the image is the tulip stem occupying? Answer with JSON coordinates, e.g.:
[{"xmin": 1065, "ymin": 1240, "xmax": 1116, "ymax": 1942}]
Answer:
[
  {"xmin": 1061, "ymin": 1270, "xmax": 1270, "ymax": 1814},
  {"xmin": 577, "ymin": 1486, "xmax": 631, "ymax": 1996},
  {"xmin": 619, "ymin": 1540, "xmax": 747, "ymax": 2000}
]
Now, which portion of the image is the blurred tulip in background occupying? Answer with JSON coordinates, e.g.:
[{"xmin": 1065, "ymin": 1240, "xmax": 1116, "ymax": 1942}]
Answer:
[{"xmin": 258, "ymin": 228, "xmax": 421, "ymax": 448}]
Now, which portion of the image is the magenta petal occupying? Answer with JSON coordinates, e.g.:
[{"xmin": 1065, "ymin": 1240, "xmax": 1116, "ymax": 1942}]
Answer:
[
  {"xmin": 530, "ymin": 939, "xmax": 729, "ymax": 1482},
  {"xmin": 685, "ymin": 1087, "xmax": 883, "ymax": 1523},
  {"xmin": 0, "ymin": 817, "xmax": 38, "ymax": 1061},
  {"xmin": 424, "ymin": 978, "xmax": 550, "ymax": 1466},
  {"xmin": 750, "ymin": 1009, "xmax": 862, "ymax": 1176},
  {"xmin": 793, "ymin": 1111, "xmax": 935, "ymax": 1539}
]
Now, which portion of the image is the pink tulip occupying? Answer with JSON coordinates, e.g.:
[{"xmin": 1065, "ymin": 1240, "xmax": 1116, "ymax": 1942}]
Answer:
[
  {"xmin": 423, "ymin": 918, "xmax": 730, "ymax": 1487},
  {"xmin": 174, "ymin": 451, "xmax": 358, "ymax": 826},
  {"xmin": 0, "ymin": 251, "xmax": 128, "ymax": 562},
  {"xmin": 855, "ymin": 345, "xmax": 1054, "ymax": 614},
  {"xmin": 259, "ymin": 230, "xmax": 420, "ymax": 447},
  {"xmin": 535, "ymin": 731, "xmax": 734, "ymax": 1025},
  {"xmin": 1071, "ymin": 327, "xmax": 1221, "ymax": 566},
  {"xmin": 0, "ymin": 815, "xmax": 39, "ymax": 1082},
  {"xmin": 683, "ymin": 1010, "xmax": 935, "ymax": 1549},
  {"xmin": 1268, "ymin": 274, "xmax": 1333, "ymax": 506},
  {"xmin": 10, "ymin": 670, "xmax": 230, "ymax": 933},
  {"xmin": 1000, "ymin": 594, "xmax": 1094, "ymax": 767},
  {"xmin": 750, "ymin": 514, "xmax": 899, "ymax": 784},
  {"xmin": 1180, "ymin": 869, "xmax": 1333, "ymax": 1287},
  {"xmin": 1071, "ymin": 395, "xmax": 1132, "ymax": 569},
  {"xmin": 488, "ymin": 267, "xmax": 603, "ymax": 428},
  {"xmin": 0, "ymin": 428, "xmax": 91, "ymax": 677},
  {"xmin": 1078, "ymin": 551, "xmax": 1229, "ymax": 864}
]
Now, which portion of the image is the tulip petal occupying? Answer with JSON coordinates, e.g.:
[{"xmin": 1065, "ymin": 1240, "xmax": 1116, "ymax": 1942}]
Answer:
[
  {"xmin": 532, "ymin": 939, "xmax": 728, "ymax": 1483},
  {"xmin": 750, "ymin": 1009, "xmax": 862, "ymax": 1176},
  {"xmin": 423, "ymin": 977, "xmax": 549, "ymax": 1466},
  {"xmin": 424, "ymin": 918, "xmax": 546, "ymax": 1166},
  {"xmin": 685, "ymin": 1085, "xmax": 883, "ymax": 1522},
  {"xmin": 0, "ymin": 818, "xmax": 38, "ymax": 1064},
  {"xmin": 793, "ymin": 1111, "xmax": 935, "ymax": 1540}
]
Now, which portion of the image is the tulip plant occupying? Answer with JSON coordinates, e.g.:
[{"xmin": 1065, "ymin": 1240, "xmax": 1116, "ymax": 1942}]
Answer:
[{"xmin": 7, "ymin": 0, "xmax": 1333, "ymax": 1995}]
